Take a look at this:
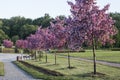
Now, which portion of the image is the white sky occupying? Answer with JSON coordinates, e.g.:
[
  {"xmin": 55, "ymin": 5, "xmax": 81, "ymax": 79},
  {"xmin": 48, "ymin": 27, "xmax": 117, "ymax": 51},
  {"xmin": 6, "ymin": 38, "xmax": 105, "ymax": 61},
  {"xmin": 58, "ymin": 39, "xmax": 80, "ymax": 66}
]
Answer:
[{"xmin": 0, "ymin": 0, "xmax": 119, "ymax": 19}]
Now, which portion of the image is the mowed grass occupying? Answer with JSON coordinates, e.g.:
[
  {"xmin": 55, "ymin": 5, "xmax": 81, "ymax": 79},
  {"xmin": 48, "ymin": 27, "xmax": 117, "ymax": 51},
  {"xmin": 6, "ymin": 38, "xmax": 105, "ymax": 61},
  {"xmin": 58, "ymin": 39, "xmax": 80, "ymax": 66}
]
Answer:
[
  {"xmin": 24, "ymin": 53, "xmax": 120, "ymax": 80},
  {"xmin": 0, "ymin": 62, "xmax": 4, "ymax": 76},
  {"xmin": 58, "ymin": 50, "xmax": 120, "ymax": 63}
]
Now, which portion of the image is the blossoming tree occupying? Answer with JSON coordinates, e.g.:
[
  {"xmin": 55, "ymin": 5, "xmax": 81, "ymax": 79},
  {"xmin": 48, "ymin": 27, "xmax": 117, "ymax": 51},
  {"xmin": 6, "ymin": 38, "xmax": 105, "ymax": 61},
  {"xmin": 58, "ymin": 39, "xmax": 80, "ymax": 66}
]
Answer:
[{"xmin": 66, "ymin": 0, "xmax": 118, "ymax": 74}]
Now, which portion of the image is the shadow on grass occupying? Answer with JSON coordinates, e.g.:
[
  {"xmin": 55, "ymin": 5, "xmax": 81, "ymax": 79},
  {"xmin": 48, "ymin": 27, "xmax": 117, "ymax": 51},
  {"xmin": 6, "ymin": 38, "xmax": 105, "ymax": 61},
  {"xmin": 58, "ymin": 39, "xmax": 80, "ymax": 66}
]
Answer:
[
  {"xmin": 39, "ymin": 62, "xmax": 48, "ymax": 64},
  {"xmin": 56, "ymin": 66, "xmax": 76, "ymax": 70},
  {"xmin": 42, "ymin": 64, "xmax": 60, "ymax": 67},
  {"xmin": 74, "ymin": 72, "xmax": 107, "ymax": 78}
]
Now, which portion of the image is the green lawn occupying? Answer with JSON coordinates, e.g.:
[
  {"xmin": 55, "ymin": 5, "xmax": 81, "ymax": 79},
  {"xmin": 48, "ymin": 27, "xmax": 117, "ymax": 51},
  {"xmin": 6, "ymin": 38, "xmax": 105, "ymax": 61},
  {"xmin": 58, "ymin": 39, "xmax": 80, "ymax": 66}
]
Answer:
[
  {"xmin": 58, "ymin": 50, "xmax": 120, "ymax": 63},
  {"xmin": 17, "ymin": 53, "xmax": 120, "ymax": 80},
  {"xmin": 0, "ymin": 62, "xmax": 4, "ymax": 76}
]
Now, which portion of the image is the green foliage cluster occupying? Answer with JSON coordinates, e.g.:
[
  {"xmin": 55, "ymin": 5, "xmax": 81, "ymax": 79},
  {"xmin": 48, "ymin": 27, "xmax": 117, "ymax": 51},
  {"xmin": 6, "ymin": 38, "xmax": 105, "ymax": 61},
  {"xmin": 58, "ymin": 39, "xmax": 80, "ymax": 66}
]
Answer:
[{"xmin": 110, "ymin": 13, "xmax": 120, "ymax": 48}]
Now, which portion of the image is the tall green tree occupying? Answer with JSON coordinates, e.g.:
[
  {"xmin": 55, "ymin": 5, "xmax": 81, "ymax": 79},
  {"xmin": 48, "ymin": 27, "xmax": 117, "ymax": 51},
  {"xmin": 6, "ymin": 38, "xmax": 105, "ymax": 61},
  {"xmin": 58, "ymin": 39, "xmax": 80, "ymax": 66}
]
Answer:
[
  {"xmin": 110, "ymin": 13, "xmax": 120, "ymax": 47},
  {"xmin": 0, "ymin": 29, "xmax": 9, "ymax": 45},
  {"xmin": 33, "ymin": 14, "xmax": 53, "ymax": 28},
  {"xmin": 21, "ymin": 24, "xmax": 38, "ymax": 39}
]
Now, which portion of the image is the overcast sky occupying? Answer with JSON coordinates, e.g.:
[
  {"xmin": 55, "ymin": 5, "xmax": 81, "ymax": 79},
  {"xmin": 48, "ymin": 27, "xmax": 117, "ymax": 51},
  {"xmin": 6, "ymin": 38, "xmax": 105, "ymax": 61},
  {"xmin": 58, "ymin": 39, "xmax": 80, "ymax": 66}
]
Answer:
[{"xmin": 0, "ymin": 0, "xmax": 119, "ymax": 19}]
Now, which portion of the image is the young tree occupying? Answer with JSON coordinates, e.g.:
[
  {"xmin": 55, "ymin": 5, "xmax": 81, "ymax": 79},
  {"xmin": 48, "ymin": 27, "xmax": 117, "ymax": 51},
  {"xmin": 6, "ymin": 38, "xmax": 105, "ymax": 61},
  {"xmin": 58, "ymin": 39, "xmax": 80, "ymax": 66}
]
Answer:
[
  {"xmin": 27, "ymin": 33, "xmax": 44, "ymax": 60},
  {"xmin": 16, "ymin": 40, "xmax": 28, "ymax": 59},
  {"xmin": 3, "ymin": 39, "xmax": 13, "ymax": 48},
  {"xmin": 35, "ymin": 28, "xmax": 49, "ymax": 62},
  {"xmin": 66, "ymin": 0, "xmax": 118, "ymax": 74},
  {"xmin": 49, "ymin": 17, "xmax": 67, "ymax": 65}
]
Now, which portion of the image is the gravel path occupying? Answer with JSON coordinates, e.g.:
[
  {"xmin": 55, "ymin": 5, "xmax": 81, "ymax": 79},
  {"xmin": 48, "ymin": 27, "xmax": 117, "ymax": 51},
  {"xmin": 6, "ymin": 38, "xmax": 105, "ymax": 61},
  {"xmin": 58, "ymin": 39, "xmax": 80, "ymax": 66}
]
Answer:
[{"xmin": 0, "ymin": 53, "xmax": 40, "ymax": 80}]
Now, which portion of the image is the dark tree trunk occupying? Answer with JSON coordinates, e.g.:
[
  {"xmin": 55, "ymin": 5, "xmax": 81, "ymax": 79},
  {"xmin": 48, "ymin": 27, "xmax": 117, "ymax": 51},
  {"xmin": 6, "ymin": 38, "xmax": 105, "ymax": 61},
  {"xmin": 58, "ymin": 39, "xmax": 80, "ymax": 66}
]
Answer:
[
  {"xmin": 35, "ymin": 51, "xmax": 37, "ymax": 60},
  {"xmin": 68, "ymin": 52, "xmax": 71, "ymax": 68},
  {"xmin": 55, "ymin": 52, "xmax": 57, "ymax": 65},
  {"xmin": 45, "ymin": 52, "xmax": 47, "ymax": 63},
  {"xmin": 92, "ymin": 37, "xmax": 96, "ymax": 74},
  {"xmin": 39, "ymin": 51, "xmax": 41, "ymax": 61}
]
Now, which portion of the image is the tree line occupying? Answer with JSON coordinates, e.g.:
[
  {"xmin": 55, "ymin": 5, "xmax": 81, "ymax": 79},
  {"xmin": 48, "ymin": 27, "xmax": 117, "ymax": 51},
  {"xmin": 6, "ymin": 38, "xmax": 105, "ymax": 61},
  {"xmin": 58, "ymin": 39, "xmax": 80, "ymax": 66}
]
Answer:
[{"xmin": 0, "ymin": 13, "xmax": 120, "ymax": 48}]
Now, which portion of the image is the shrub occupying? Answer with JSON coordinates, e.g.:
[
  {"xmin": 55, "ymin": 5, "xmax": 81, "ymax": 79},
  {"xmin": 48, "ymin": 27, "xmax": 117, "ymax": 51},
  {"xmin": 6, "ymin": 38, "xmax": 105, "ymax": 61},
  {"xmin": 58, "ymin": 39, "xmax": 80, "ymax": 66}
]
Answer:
[
  {"xmin": 111, "ymin": 48, "xmax": 120, "ymax": 51},
  {"xmin": 51, "ymin": 50, "xmax": 85, "ymax": 53}
]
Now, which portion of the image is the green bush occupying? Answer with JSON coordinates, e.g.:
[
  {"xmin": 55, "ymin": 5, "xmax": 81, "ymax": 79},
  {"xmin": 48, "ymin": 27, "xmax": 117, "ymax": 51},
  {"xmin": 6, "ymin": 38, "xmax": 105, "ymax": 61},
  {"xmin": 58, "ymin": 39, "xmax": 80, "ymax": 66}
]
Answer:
[
  {"xmin": 51, "ymin": 50, "xmax": 85, "ymax": 53},
  {"xmin": 111, "ymin": 48, "xmax": 120, "ymax": 51}
]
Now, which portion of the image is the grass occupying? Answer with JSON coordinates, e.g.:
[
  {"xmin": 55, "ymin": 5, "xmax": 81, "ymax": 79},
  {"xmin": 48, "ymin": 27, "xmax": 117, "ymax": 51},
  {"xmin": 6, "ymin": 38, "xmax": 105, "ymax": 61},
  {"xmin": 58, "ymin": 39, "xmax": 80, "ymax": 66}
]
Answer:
[
  {"xmin": 14, "ymin": 61, "xmax": 76, "ymax": 80},
  {"xmin": 58, "ymin": 50, "xmax": 120, "ymax": 63},
  {"xmin": 15, "ymin": 53, "xmax": 120, "ymax": 80},
  {"xmin": 0, "ymin": 62, "xmax": 4, "ymax": 76}
]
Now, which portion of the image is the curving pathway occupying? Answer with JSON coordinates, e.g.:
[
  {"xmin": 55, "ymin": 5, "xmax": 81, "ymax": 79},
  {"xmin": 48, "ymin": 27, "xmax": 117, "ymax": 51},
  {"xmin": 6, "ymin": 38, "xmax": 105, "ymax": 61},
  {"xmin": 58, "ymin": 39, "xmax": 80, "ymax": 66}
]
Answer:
[
  {"xmin": 59, "ymin": 54, "xmax": 120, "ymax": 68},
  {"xmin": 70, "ymin": 56, "xmax": 120, "ymax": 68},
  {"xmin": 0, "ymin": 53, "xmax": 39, "ymax": 80}
]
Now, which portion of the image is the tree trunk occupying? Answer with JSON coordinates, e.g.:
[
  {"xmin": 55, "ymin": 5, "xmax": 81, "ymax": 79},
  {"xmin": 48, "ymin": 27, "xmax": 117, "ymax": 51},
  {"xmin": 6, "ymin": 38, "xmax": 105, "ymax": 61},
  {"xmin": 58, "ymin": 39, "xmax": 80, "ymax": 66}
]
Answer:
[
  {"xmin": 45, "ymin": 52, "xmax": 47, "ymax": 63},
  {"xmin": 55, "ymin": 52, "xmax": 57, "ymax": 65},
  {"xmin": 92, "ymin": 37, "xmax": 96, "ymax": 74},
  {"xmin": 21, "ymin": 49, "xmax": 23, "ymax": 60},
  {"xmin": 39, "ymin": 51, "xmax": 41, "ymax": 61},
  {"xmin": 68, "ymin": 52, "xmax": 71, "ymax": 68},
  {"xmin": 35, "ymin": 50, "xmax": 37, "ymax": 60}
]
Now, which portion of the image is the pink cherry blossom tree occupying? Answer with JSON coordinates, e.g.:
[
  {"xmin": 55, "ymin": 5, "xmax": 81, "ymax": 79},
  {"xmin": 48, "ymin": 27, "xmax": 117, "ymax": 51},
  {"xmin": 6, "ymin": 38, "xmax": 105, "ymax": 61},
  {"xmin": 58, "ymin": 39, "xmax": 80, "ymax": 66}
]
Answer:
[
  {"xmin": 16, "ymin": 40, "xmax": 28, "ymax": 49},
  {"xmin": 3, "ymin": 39, "xmax": 13, "ymax": 48},
  {"xmin": 49, "ymin": 17, "xmax": 67, "ymax": 65},
  {"xmin": 16, "ymin": 40, "xmax": 28, "ymax": 60},
  {"xmin": 66, "ymin": 0, "xmax": 118, "ymax": 74}
]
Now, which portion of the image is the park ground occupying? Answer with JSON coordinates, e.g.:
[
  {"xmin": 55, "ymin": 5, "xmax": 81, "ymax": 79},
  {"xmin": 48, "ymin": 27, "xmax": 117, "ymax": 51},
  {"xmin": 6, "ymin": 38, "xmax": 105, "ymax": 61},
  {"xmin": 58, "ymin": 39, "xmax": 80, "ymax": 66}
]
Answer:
[{"xmin": 13, "ymin": 50, "xmax": 120, "ymax": 80}]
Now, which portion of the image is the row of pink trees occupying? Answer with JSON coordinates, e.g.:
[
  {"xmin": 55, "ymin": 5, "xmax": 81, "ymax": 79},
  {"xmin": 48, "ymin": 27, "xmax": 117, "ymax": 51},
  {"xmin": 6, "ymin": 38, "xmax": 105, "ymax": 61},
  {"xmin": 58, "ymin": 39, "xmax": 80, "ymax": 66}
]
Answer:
[{"xmin": 14, "ymin": 0, "xmax": 117, "ymax": 75}]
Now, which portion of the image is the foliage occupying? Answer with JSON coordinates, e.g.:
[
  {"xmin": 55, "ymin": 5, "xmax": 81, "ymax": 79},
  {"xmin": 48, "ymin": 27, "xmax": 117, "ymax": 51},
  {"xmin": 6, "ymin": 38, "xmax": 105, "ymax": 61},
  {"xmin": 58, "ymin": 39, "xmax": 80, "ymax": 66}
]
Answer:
[
  {"xmin": 0, "ymin": 29, "xmax": 9, "ymax": 45},
  {"xmin": 1, "ymin": 16, "xmax": 38, "ymax": 40},
  {"xmin": 49, "ymin": 17, "xmax": 67, "ymax": 49},
  {"xmin": 110, "ymin": 13, "xmax": 120, "ymax": 47},
  {"xmin": 15, "ymin": 40, "xmax": 28, "ymax": 49},
  {"xmin": 11, "ymin": 35, "xmax": 19, "ymax": 44},
  {"xmin": 3, "ymin": 39, "xmax": 13, "ymax": 48},
  {"xmin": 33, "ymin": 14, "xmax": 53, "ymax": 28},
  {"xmin": 0, "ymin": 12, "xmax": 120, "ymax": 48},
  {"xmin": 66, "ymin": 0, "xmax": 117, "ymax": 49},
  {"xmin": 111, "ymin": 48, "xmax": 120, "ymax": 51},
  {"xmin": 27, "ymin": 32, "xmax": 45, "ymax": 50},
  {"xmin": 66, "ymin": 0, "xmax": 117, "ymax": 74}
]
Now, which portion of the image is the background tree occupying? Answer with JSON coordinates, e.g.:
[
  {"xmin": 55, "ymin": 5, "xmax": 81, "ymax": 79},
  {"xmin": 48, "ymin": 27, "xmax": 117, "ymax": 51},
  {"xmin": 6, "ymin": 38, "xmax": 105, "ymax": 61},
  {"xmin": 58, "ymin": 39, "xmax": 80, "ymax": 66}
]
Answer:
[
  {"xmin": 11, "ymin": 35, "xmax": 19, "ymax": 44},
  {"xmin": 21, "ymin": 24, "xmax": 38, "ymax": 39},
  {"xmin": 0, "ymin": 13, "xmax": 120, "ymax": 48},
  {"xmin": 33, "ymin": 14, "xmax": 53, "ymax": 28},
  {"xmin": 110, "ymin": 13, "xmax": 120, "ymax": 48},
  {"xmin": 0, "ymin": 30, "xmax": 9, "ymax": 45}
]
